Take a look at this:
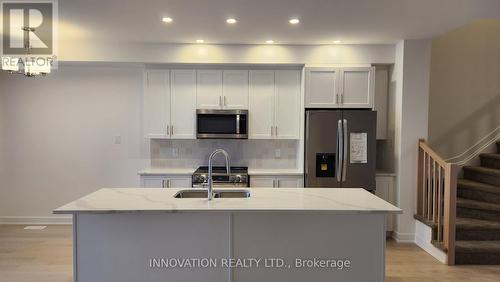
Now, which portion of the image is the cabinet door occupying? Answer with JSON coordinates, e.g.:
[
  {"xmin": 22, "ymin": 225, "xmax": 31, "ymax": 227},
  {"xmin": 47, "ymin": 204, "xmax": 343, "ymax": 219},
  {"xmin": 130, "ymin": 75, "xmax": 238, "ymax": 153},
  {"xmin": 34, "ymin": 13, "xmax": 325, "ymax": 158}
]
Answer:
[
  {"xmin": 170, "ymin": 70, "xmax": 196, "ymax": 139},
  {"xmin": 375, "ymin": 176, "xmax": 394, "ymax": 232},
  {"xmin": 305, "ymin": 68, "xmax": 340, "ymax": 108},
  {"xmin": 143, "ymin": 70, "xmax": 170, "ymax": 138},
  {"xmin": 250, "ymin": 176, "xmax": 276, "ymax": 188},
  {"xmin": 167, "ymin": 177, "xmax": 192, "ymax": 188},
  {"xmin": 340, "ymin": 67, "xmax": 375, "ymax": 108},
  {"xmin": 197, "ymin": 70, "xmax": 223, "ymax": 109},
  {"xmin": 275, "ymin": 70, "xmax": 301, "ymax": 139},
  {"xmin": 249, "ymin": 70, "xmax": 275, "ymax": 139},
  {"xmin": 141, "ymin": 176, "xmax": 167, "ymax": 188},
  {"xmin": 223, "ymin": 70, "xmax": 249, "ymax": 109},
  {"xmin": 276, "ymin": 176, "xmax": 303, "ymax": 188}
]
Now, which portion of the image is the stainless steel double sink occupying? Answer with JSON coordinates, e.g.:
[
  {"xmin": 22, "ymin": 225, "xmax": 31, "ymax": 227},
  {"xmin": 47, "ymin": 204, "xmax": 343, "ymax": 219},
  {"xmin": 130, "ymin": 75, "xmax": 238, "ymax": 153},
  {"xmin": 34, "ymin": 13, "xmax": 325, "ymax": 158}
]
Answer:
[{"xmin": 174, "ymin": 189, "xmax": 251, "ymax": 199}]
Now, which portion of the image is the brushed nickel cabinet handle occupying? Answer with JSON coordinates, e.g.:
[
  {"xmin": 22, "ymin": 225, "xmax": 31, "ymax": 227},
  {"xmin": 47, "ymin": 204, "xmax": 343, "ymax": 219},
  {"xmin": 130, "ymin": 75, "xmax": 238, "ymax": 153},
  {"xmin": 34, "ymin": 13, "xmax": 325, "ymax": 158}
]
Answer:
[
  {"xmin": 271, "ymin": 126, "xmax": 274, "ymax": 136},
  {"xmin": 171, "ymin": 125, "xmax": 174, "ymax": 136},
  {"xmin": 162, "ymin": 180, "xmax": 166, "ymax": 188},
  {"xmin": 166, "ymin": 125, "xmax": 170, "ymax": 136},
  {"xmin": 224, "ymin": 96, "xmax": 227, "ymax": 106}
]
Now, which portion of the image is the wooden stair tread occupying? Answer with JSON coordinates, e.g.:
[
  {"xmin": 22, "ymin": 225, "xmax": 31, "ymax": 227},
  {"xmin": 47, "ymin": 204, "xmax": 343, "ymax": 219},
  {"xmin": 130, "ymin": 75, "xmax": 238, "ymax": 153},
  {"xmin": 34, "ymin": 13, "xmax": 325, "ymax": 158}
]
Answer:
[
  {"xmin": 456, "ymin": 241, "xmax": 500, "ymax": 253},
  {"xmin": 463, "ymin": 166, "xmax": 500, "ymax": 176},
  {"xmin": 458, "ymin": 179, "xmax": 500, "ymax": 195},
  {"xmin": 480, "ymin": 153, "xmax": 500, "ymax": 160},
  {"xmin": 456, "ymin": 217, "xmax": 500, "ymax": 230},
  {"xmin": 457, "ymin": 198, "xmax": 500, "ymax": 212}
]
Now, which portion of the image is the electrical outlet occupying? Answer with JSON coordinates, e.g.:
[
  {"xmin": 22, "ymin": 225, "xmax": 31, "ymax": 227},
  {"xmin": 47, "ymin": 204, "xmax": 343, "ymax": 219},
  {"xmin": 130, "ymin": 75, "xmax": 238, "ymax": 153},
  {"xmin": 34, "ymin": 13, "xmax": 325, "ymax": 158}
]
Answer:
[
  {"xmin": 172, "ymin": 148, "xmax": 179, "ymax": 158},
  {"xmin": 114, "ymin": 135, "xmax": 122, "ymax": 145},
  {"xmin": 275, "ymin": 149, "xmax": 281, "ymax": 158}
]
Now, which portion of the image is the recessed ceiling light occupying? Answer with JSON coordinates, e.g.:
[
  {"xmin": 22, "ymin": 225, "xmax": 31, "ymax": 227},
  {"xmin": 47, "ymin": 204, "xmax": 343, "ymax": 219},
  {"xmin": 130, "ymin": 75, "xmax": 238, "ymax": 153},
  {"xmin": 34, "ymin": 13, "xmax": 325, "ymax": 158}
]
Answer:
[
  {"xmin": 265, "ymin": 40, "xmax": 274, "ymax": 44},
  {"xmin": 289, "ymin": 18, "xmax": 300, "ymax": 24},
  {"xmin": 333, "ymin": 40, "xmax": 342, "ymax": 44},
  {"xmin": 226, "ymin": 18, "xmax": 237, "ymax": 24},
  {"xmin": 196, "ymin": 39, "xmax": 205, "ymax": 44},
  {"xmin": 162, "ymin": 17, "xmax": 173, "ymax": 23}
]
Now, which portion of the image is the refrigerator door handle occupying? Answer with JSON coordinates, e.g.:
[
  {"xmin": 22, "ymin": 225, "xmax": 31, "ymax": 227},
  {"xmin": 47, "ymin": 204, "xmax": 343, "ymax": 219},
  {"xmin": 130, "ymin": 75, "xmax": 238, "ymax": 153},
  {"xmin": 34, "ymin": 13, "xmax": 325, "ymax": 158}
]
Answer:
[
  {"xmin": 342, "ymin": 119, "xmax": 348, "ymax": 182},
  {"xmin": 336, "ymin": 119, "xmax": 342, "ymax": 182}
]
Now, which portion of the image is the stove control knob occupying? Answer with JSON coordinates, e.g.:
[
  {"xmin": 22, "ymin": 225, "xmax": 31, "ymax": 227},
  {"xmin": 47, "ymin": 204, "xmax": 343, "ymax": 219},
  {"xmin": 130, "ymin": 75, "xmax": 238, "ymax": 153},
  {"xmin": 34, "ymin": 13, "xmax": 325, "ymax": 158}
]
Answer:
[
  {"xmin": 198, "ymin": 175, "xmax": 206, "ymax": 182},
  {"xmin": 234, "ymin": 175, "xmax": 242, "ymax": 182}
]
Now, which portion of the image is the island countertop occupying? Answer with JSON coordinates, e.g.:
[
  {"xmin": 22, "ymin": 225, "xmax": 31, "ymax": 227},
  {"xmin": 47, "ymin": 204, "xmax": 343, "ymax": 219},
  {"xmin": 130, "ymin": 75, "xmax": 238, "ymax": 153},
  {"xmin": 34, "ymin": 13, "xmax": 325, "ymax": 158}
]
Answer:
[{"xmin": 54, "ymin": 188, "xmax": 401, "ymax": 214}]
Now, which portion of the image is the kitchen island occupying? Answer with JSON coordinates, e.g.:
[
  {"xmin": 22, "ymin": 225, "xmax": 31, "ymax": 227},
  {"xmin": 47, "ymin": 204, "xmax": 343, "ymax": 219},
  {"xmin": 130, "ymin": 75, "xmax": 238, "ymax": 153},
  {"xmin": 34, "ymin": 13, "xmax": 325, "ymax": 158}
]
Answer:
[{"xmin": 55, "ymin": 188, "xmax": 401, "ymax": 282}]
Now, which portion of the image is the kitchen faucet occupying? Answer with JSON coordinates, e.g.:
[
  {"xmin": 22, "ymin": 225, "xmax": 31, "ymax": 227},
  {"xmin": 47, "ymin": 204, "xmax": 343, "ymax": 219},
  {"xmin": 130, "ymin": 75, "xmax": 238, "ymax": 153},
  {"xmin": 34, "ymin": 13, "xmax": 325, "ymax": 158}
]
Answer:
[{"xmin": 207, "ymin": 149, "xmax": 231, "ymax": 200}]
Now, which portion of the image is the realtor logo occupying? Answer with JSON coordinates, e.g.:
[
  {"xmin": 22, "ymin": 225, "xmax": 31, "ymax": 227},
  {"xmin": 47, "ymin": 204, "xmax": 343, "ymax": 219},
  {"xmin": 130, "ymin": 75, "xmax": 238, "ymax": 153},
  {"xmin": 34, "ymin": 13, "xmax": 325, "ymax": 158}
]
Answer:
[{"xmin": 1, "ymin": 0, "xmax": 57, "ymax": 56}]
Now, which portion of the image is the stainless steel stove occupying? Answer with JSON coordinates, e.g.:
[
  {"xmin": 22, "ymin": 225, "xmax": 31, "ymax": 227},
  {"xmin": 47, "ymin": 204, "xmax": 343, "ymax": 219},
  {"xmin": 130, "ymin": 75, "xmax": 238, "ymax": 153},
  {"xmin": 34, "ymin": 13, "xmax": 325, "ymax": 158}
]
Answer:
[{"xmin": 192, "ymin": 166, "xmax": 249, "ymax": 188}]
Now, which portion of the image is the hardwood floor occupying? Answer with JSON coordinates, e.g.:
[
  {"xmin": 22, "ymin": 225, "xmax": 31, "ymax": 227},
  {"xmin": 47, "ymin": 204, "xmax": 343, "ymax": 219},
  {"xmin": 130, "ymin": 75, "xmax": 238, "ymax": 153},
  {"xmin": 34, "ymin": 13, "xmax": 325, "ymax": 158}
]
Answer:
[{"xmin": 1, "ymin": 225, "xmax": 499, "ymax": 282}]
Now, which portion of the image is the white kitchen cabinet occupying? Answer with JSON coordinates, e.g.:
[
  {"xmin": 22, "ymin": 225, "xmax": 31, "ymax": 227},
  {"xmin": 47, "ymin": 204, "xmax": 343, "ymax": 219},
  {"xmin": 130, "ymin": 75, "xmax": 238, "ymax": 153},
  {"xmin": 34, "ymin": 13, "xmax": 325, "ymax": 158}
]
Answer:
[
  {"xmin": 249, "ymin": 70, "xmax": 275, "ymax": 139},
  {"xmin": 305, "ymin": 67, "xmax": 340, "ymax": 108},
  {"xmin": 197, "ymin": 70, "xmax": 250, "ymax": 110},
  {"xmin": 197, "ymin": 70, "xmax": 223, "ymax": 109},
  {"xmin": 250, "ymin": 175, "xmax": 303, "ymax": 188},
  {"xmin": 170, "ymin": 70, "xmax": 197, "ymax": 139},
  {"xmin": 340, "ymin": 67, "xmax": 375, "ymax": 108},
  {"xmin": 140, "ymin": 175, "xmax": 192, "ymax": 188},
  {"xmin": 305, "ymin": 67, "xmax": 375, "ymax": 109},
  {"xmin": 223, "ymin": 70, "xmax": 249, "ymax": 109},
  {"xmin": 249, "ymin": 70, "xmax": 301, "ymax": 140},
  {"xmin": 249, "ymin": 176, "xmax": 275, "ymax": 187},
  {"xmin": 143, "ymin": 70, "xmax": 170, "ymax": 138},
  {"xmin": 143, "ymin": 69, "xmax": 196, "ymax": 140},
  {"xmin": 275, "ymin": 70, "xmax": 301, "ymax": 139},
  {"xmin": 375, "ymin": 175, "xmax": 395, "ymax": 233}
]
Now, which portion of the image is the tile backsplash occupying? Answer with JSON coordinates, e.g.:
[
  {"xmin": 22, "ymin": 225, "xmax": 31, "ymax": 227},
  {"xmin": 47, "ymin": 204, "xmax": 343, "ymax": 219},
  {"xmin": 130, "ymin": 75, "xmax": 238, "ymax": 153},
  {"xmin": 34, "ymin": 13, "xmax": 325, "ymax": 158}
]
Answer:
[{"xmin": 151, "ymin": 139, "xmax": 299, "ymax": 169}]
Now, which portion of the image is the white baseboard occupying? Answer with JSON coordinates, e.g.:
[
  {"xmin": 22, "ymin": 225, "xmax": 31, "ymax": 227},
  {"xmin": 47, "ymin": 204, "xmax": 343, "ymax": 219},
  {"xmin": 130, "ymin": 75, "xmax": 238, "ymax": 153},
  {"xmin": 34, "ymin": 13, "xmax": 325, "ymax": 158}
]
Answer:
[
  {"xmin": 414, "ymin": 220, "xmax": 447, "ymax": 263},
  {"xmin": 392, "ymin": 231, "xmax": 415, "ymax": 243},
  {"xmin": 0, "ymin": 216, "xmax": 72, "ymax": 225}
]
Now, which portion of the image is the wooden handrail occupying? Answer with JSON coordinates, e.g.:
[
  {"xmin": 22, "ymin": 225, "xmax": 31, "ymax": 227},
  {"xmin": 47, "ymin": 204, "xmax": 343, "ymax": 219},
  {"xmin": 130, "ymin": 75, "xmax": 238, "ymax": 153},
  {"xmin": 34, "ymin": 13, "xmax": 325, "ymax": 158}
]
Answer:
[{"xmin": 416, "ymin": 139, "xmax": 459, "ymax": 265}]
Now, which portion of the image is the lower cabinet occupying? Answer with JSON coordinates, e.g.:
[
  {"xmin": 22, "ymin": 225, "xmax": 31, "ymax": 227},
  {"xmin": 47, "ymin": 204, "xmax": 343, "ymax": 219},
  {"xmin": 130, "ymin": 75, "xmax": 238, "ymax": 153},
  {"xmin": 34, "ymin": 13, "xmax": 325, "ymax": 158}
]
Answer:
[
  {"xmin": 250, "ymin": 175, "xmax": 303, "ymax": 188},
  {"xmin": 140, "ymin": 175, "xmax": 191, "ymax": 188},
  {"xmin": 375, "ymin": 175, "xmax": 395, "ymax": 233}
]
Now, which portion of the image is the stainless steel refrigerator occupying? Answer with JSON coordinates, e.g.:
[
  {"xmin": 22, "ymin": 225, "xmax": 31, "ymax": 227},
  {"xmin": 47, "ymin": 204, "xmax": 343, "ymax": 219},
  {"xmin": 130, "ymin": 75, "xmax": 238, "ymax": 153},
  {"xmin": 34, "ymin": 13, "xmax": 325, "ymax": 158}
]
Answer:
[{"xmin": 305, "ymin": 110, "xmax": 377, "ymax": 191}]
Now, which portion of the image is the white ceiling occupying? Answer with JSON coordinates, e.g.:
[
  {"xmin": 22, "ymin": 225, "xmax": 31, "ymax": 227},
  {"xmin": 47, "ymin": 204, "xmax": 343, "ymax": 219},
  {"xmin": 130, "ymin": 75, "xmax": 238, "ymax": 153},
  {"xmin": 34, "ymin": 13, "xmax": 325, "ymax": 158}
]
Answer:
[{"xmin": 59, "ymin": 0, "xmax": 500, "ymax": 45}]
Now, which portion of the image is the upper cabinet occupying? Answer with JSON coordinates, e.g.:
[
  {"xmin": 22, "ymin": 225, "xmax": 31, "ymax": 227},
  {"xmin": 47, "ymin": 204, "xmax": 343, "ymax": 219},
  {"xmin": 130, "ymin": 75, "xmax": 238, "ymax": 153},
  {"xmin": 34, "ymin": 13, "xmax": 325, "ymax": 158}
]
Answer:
[
  {"xmin": 249, "ymin": 70, "xmax": 301, "ymax": 140},
  {"xmin": 143, "ymin": 69, "xmax": 196, "ymax": 139},
  {"xmin": 223, "ymin": 70, "xmax": 249, "ymax": 109},
  {"xmin": 170, "ymin": 70, "xmax": 197, "ymax": 139},
  {"xmin": 305, "ymin": 68, "xmax": 340, "ymax": 108},
  {"xmin": 197, "ymin": 70, "xmax": 223, "ymax": 109},
  {"xmin": 305, "ymin": 67, "xmax": 375, "ymax": 109},
  {"xmin": 275, "ymin": 70, "xmax": 301, "ymax": 139},
  {"xmin": 143, "ymin": 70, "xmax": 170, "ymax": 138},
  {"xmin": 197, "ymin": 70, "xmax": 249, "ymax": 109},
  {"xmin": 144, "ymin": 68, "xmax": 300, "ymax": 140}
]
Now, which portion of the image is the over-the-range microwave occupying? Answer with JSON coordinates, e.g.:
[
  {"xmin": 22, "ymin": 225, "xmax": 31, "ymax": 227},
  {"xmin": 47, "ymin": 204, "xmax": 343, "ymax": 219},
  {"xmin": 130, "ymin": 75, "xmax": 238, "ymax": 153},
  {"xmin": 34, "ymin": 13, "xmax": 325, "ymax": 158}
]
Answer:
[{"xmin": 196, "ymin": 109, "xmax": 248, "ymax": 139}]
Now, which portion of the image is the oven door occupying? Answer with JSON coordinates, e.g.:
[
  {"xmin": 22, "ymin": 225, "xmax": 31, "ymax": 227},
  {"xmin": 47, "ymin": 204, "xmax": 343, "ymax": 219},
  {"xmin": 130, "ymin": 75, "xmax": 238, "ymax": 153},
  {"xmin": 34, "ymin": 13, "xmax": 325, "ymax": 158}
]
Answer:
[{"xmin": 196, "ymin": 109, "xmax": 248, "ymax": 139}]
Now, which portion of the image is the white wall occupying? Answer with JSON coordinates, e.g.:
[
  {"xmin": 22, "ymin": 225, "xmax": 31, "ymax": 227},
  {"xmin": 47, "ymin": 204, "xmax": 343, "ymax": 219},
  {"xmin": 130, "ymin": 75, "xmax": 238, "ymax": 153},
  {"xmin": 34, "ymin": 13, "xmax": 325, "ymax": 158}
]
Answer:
[
  {"xmin": 392, "ymin": 40, "xmax": 431, "ymax": 242},
  {"xmin": 429, "ymin": 20, "xmax": 500, "ymax": 159},
  {"xmin": 0, "ymin": 65, "xmax": 149, "ymax": 222}
]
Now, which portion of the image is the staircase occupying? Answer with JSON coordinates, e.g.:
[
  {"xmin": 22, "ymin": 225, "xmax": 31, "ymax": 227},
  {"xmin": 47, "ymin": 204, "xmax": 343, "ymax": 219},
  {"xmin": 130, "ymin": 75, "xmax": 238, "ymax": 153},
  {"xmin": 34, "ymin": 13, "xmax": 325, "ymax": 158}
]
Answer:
[{"xmin": 454, "ymin": 141, "xmax": 500, "ymax": 264}]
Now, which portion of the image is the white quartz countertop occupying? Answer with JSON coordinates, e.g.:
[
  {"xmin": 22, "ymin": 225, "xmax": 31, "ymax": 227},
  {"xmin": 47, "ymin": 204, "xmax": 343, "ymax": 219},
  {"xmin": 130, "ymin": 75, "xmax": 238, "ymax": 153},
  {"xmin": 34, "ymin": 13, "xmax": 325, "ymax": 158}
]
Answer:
[
  {"xmin": 54, "ymin": 188, "xmax": 401, "ymax": 214},
  {"xmin": 138, "ymin": 168, "xmax": 303, "ymax": 176},
  {"xmin": 138, "ymin": 168, "xmax": 196, "ymax": 175},
  {"xmin": 248, "ymin": 168, "xmax": 303, "ymax": 175}
]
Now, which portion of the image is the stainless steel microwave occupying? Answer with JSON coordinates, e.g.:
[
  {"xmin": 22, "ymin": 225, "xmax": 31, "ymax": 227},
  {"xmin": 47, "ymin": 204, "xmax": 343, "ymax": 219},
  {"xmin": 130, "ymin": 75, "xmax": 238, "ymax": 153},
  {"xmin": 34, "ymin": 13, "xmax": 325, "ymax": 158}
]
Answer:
[{"xmin": 196, "ymin": 109, "xmax": 248, "ymax": 139}]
